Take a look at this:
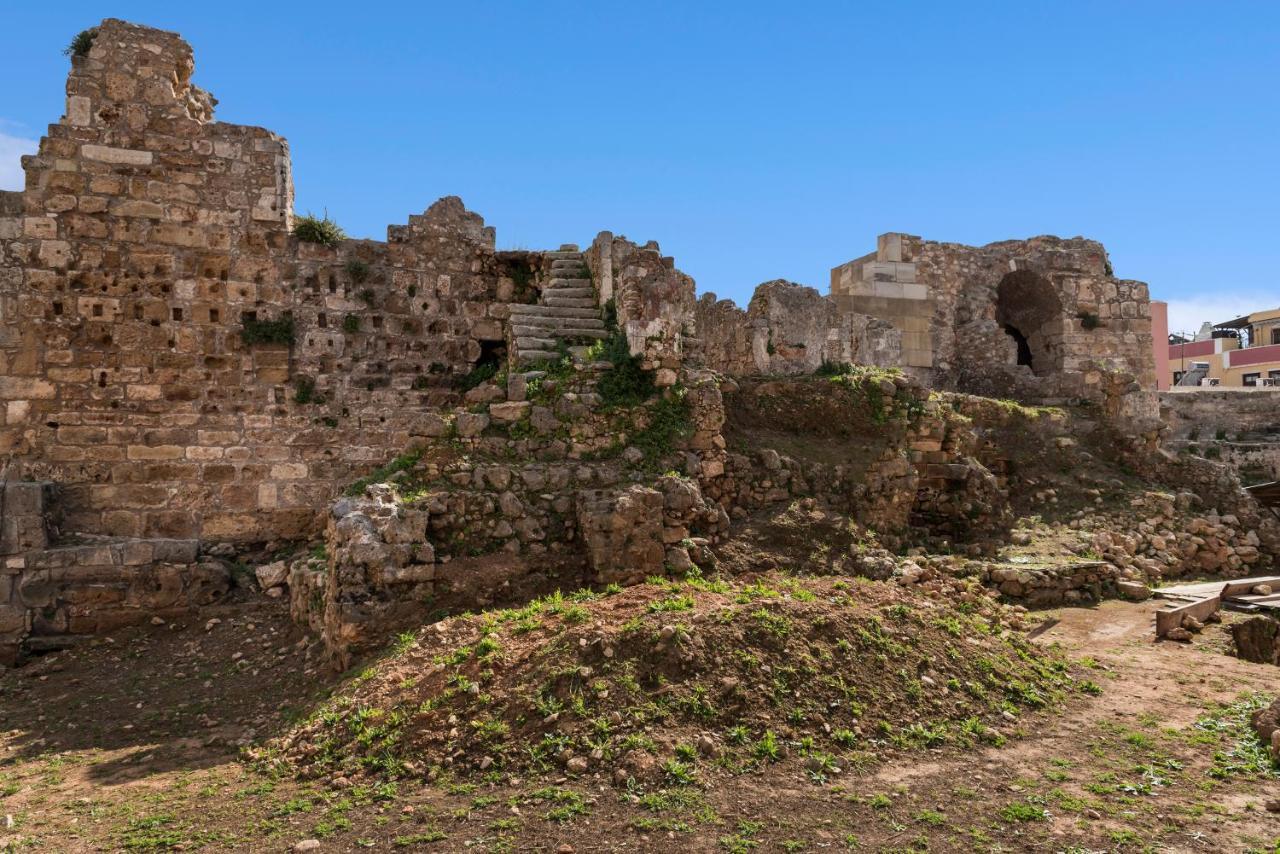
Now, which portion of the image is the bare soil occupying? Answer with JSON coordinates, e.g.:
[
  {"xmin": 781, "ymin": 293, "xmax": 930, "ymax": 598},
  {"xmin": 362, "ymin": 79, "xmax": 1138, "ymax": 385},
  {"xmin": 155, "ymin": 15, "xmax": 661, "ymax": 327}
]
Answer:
[{"xmin": 0, "ymin": 589, "xmax": 1276, "ymax": 853}]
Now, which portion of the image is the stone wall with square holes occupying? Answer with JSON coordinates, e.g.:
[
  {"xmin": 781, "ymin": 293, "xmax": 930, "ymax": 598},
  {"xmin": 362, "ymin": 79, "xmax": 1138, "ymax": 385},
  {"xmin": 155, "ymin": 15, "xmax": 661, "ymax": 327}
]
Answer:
[{"xmin": 0, "ymin": 20, "xmax": 524, "ymax": 543}]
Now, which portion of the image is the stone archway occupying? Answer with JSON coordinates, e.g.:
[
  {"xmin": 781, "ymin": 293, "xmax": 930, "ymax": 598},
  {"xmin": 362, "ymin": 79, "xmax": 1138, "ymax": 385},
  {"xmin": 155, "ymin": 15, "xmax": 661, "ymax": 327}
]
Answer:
[{"xmin": 995, "ymin": 270, "xmax": 1063, "ymax": 376}]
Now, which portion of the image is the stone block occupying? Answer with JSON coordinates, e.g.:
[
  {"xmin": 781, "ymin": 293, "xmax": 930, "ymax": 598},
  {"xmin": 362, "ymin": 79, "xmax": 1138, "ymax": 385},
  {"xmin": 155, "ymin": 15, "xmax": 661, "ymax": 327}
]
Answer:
[
  {"xmin": 489, "ymin": 401, "xmax": 530, "ymax": 424},
  {"xmin": 455, "ymin": 413, "xmax": 490, "ymax": 437},
  {"xmin": 81, "ymin": 145, "xmax": 154, "ymax": 166}
]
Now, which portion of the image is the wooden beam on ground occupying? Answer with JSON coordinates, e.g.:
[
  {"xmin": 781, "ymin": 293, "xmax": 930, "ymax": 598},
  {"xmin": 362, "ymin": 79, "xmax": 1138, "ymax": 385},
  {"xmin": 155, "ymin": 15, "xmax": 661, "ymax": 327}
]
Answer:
[
  {"xmin": 1220, "ymin": 577, "xmax": 1280, "ymax": 598},
  {"xmin": 1155, "ymin": 595, "xmax": 1221, "ymax": 639}
]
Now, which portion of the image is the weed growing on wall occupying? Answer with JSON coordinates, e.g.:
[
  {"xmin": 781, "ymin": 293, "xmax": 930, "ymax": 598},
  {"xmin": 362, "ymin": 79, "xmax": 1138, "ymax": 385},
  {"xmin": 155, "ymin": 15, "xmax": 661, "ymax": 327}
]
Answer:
[
  {"xmin": 345, "ymin": 259, "xmax": 370, "ymax": 284},
  {"xmin": 345, "ymin": 451, "xmax": 423, "ymax": 497},
  {"xmin": 294, "ymin": 376, "xmax": 323, "ymax": 405},
  {"xmin": 64, "ymin": 28, "xmax": 98, "ymax": 58},
  {"xmin": 241, "ymin": 316, "xmax": 295, "ymax": 346},
  {"xmin": 590, "ymin": 299, "xmax": 657, "ymax": 407},
  {"xmin": 455, "ymin": 361, "xmax": 500, "ymax": 393},
  {"xmin": 294, "ymin": 212, "xmax": 347, "ymax": 247},
  {"xmin": 631, "ymin": 387, "xmax": 694, "ymax": 464}
]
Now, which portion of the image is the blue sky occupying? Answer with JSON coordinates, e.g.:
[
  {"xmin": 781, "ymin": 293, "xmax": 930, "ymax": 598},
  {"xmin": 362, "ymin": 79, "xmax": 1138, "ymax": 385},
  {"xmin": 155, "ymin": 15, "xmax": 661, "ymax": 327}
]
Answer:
[{"xmin": 2, "ymin": 1, "xmax": 1277, "ymax": 334}]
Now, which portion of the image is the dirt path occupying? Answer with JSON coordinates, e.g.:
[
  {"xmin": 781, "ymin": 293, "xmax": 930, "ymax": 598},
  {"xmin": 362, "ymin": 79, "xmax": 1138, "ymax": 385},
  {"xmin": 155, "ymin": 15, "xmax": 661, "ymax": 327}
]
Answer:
[{"xmin": 0, "ymin": 597, "xmax": 1275, "ymax": 852}]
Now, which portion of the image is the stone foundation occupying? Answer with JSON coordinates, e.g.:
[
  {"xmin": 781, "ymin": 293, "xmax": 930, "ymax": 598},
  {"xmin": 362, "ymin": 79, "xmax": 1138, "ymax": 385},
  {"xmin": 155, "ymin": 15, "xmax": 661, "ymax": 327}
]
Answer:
[{"xmin": 0, "ymin": 480, "xmax": 228, "ymax": 663}]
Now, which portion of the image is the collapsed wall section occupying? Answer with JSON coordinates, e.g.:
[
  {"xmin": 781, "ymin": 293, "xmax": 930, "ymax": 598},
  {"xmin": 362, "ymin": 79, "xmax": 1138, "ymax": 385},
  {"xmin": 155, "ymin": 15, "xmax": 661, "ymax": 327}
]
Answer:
[{"xmin": 695, "ymin": 279, "xmax": 901, "ymax": 376}]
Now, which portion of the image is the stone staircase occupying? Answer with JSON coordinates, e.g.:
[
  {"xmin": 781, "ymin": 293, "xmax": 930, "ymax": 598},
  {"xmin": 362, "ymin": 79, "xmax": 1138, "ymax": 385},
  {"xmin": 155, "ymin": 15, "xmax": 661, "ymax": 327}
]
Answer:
[{"xmin": 509, "ymin": 245, "xmax": 607, "ymax": 366}]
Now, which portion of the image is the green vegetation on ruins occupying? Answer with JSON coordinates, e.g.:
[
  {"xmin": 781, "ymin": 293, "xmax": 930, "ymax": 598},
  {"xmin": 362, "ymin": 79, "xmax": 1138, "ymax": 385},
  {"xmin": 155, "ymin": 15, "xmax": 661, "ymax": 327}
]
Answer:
[{"xmin": 293, "ymin": 212, "xmax": 347, "ymax": 246}]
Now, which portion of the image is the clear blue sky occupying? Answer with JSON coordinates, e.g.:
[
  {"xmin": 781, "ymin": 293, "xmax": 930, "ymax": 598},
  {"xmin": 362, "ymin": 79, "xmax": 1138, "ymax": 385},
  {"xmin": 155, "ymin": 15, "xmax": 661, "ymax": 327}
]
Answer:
[{"xmin": 2, "ymin": 1, "xmax": 1277, "ymax": 333}]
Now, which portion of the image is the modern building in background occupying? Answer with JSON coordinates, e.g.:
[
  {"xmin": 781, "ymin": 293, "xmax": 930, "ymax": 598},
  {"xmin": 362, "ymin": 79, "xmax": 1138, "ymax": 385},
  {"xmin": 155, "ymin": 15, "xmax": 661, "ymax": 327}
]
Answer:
[{"xmin": 1167, "ymin": 307, "xmax": 1280, "ymax": 388}]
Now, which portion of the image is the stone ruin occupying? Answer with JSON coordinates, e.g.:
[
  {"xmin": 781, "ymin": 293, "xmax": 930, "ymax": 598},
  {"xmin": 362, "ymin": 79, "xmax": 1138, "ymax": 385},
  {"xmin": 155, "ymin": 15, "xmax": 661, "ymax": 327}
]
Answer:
[{"xmin": 1, "ymin": 19, "xmax": 1257, "ymax": 666}]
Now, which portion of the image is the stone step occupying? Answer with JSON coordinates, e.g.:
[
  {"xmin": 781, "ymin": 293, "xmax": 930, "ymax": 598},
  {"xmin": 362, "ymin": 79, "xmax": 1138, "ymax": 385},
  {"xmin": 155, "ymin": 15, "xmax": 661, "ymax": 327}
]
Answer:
[
  {"xmin": 550, "ymin": 263, "xmax": 586, "ymax": 274},
  {"xmin": 510, "ymin": 315, "xmax": 606, "ymax": 329},
  {"xmin": 509, "ymin": 303, "xmax": 601, "ymax": 320},
  {"xmin": 511, "ymin": 319, "xmax": 607, "ymax": 334},
  {"xmin": 547, "ymin": 273, "xmax": 589, "ymax": 283},
  {"xmin": 545, "ymin": 251, "xmax": 583, "ymax": 261},
  {"xmin": 517, "ymin": 349, "xmax": 561, "ymax": 364},
  {"xmin": 515, "ymin": 336, "xmax": 558, "ymax": 350},
  {"xmin": 512, "ymin": 324, "xmax": 608, "ymax": 340},
  {"xmin": 544, "ymin": 296, "xmax": 597, "ymax": 309},
  {"xmin": 542, "ymin": 286, "xmax": 594, "ymax": 299}
]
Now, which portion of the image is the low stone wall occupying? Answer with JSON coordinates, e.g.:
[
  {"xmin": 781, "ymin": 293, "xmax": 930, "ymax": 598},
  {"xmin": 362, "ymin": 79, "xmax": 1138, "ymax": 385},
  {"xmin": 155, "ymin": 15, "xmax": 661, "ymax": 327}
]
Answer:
[
  {"xmin": 0, "ymin": 480, "xmax": 231, "ymax": 663},
  {"xmin": 1159, "ymin": 389, "xmax": 1280, "ymax": 442},
  {"xmin": 984, "ymin": 561, "xmax": 1121, "ymax": 607}
]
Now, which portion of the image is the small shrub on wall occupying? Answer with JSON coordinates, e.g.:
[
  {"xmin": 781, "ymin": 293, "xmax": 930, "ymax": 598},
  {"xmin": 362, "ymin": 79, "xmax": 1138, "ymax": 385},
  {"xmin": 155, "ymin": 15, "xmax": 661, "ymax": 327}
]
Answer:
[
  {"xmin": 241, "ymin": 316, "xmax": 295, "ymax": 346},
  {"xmin": 64, "ymin": 28, "xmax": 98, "ymax": 58},
  {"xmin": 345, "ymin": 259, "xmax": 370, "ymax": 283},
  {"xmin": 294, "ymin": 212, "xmax": 346, "ymax": 247}
]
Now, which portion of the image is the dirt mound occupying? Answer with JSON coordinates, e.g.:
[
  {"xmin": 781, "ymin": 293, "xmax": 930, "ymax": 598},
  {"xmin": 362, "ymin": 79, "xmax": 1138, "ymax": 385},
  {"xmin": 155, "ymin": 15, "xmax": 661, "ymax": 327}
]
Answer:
[{"xmin": 268, "ymin": 573, "xmax": 1081, "ymax": 788}]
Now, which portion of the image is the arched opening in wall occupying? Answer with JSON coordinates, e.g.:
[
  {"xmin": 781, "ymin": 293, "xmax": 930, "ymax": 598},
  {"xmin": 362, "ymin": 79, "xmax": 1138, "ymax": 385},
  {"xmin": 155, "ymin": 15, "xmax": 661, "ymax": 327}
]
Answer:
[
  {"xmin": 1003, "ymin": 324, "xmax": 1034, "ymax": 369},
  {"xmin": 995, "ymin": 270, "xmax": 1063, "ymax": 376}
]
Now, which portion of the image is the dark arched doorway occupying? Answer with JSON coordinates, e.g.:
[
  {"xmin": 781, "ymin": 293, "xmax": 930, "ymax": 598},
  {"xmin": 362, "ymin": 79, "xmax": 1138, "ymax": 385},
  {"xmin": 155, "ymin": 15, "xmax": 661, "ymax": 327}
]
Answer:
[{"xmin": 995, "ymin": 270, "xmax": 1062, "ymax": 376}]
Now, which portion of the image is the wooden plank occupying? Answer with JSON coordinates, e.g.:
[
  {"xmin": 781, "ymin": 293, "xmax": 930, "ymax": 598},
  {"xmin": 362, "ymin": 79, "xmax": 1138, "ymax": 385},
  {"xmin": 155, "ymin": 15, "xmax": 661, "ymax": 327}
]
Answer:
[
  {"xmin": 1220, "ymin": 577, "xmax": 1280, "ymax": 597},
  {"xmin": 1230, "ymin": 594, "xmax": 1280, "ymax": 605},
  {"xmin": 1155, "ymin": 595, "xmax": 1221, "ymax": 638},
  {"xmin": 1156, "ymin": 581, "xmax": 1233, "ymax": 599},
  {"xmin": 1158, "ymin": 576, "xmax": 1280, "ymax": 599}
]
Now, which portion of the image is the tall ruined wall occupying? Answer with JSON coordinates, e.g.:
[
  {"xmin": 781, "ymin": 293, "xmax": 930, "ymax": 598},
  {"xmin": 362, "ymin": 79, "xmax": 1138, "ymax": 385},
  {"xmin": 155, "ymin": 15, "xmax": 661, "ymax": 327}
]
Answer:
[
  {"xmin": 695, "ymin": 279, "xmax": 901, "ymax": 376},
  {"xmin": 832, "ymin": 233, "xmax": 1156, "ymax": 405},
  {"xmin": 0, "ymin": 20, "xmax": 514, "ymax": 543}
]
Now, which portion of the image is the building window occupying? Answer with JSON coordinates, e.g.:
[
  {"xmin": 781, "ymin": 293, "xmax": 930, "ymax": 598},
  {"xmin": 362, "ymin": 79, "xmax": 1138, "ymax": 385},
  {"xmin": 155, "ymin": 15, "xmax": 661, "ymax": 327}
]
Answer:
[
  {"xmin": 1243, "ymin": 372, "xmax": 1261, "ymax": 386},
  {"xmin": 1272, "ymin": 328, "xmax": 1280, "ymax": 345}
]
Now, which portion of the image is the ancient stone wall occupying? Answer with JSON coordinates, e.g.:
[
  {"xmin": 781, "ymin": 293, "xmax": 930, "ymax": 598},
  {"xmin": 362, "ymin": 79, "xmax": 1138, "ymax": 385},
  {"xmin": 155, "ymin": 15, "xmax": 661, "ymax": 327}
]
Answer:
[
  {"xmin": 290, "ymin": 362, "xmax": 730, "ymax": 667},
  {"xmin": 0, "ymin": 479, "xmax": 231, "ymax": 663},
  {"xmin": 0, "ymin": 20, "xmax": 517, "ymax": 544},
  {"xmin": 1159, "ymin": 390, "xmax": 1280, "ymax": 484},
  {"xmin": 583, "ymin": 231, "xmax": 693, "ymax": 374},
  {"xmin": 1159, "ymin": 390, "xmax": 1280, "ymax": 441},
  {"xmin": 695, "ymin": 279, "xmax": 901, "ymax": 376},
  {"xmin": 831, "ymin": 233, "xmax": 1156, "ymax": 405}
]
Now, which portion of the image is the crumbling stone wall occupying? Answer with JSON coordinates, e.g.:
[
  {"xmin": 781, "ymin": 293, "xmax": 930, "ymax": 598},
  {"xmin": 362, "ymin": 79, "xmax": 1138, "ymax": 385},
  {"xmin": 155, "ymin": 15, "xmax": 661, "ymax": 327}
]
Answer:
[
  {"xmin": 831, "ymin": 233, "xmax": 1156, "ymax": 408},
  {"xmin": 290, "ymin": 361, "xmax": 731, "ymax": 667},
  {"xmin": 0, "ymin": 480, "xmax": 229, "ymax": 663},
  {"xmin": 695, "ymin": 280, "xmax": 901, "ymax": 376},
  {"xmin": 582, "ymin": 231, "xmax": 693, "ymax": 376},
  {"xmin": 0, "ymin": 20, "xmax": 516, "ymax": 544},
  {"xmin": 1158, "ymin": 390, "xmax": 1280, "ymax": 485}
]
